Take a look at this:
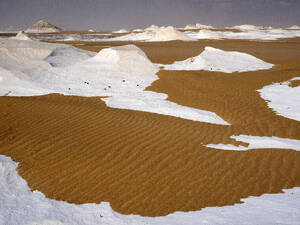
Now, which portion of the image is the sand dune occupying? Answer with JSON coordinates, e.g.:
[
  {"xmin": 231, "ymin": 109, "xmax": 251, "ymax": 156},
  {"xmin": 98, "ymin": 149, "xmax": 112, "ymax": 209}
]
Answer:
[{"xmin": 0, "ymin": 38, "xmax": 300, "ymax": 216}]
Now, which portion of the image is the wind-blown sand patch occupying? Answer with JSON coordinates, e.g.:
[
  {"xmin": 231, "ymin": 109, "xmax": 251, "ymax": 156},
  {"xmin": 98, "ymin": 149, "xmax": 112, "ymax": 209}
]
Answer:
[
  {"xmin": 1, "ymin": 155, "xmax": 300, "ymax": 225},
  {"xmin": 1, "ymin": 38, "xmax": 300, "ymax": 217},
  {"xmin": 289, "ymin": 79, "xmax": 300, "ymax": 87}
]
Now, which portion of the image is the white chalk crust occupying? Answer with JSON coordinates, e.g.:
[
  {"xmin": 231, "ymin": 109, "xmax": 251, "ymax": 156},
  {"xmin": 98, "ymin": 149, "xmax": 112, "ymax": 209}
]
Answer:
[
  {"xmin": 206, "ymin": 135, "xmax": 300, "ymax": 151},
  {"xmin": 258, "ymin": 77, "xmax": 300, "ymax": 122}
]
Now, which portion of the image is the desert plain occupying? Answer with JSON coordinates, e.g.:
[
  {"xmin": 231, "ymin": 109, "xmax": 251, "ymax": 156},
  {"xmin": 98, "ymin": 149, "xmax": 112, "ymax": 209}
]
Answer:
[{"xmin": 0, "ymin": 23, "xmax": 300, "ymax": 225}]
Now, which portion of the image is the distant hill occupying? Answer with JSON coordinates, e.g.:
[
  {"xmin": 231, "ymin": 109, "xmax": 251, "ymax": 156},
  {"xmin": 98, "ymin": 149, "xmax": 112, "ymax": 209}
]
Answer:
[{"xmin": 26, "ymin": 20, "xmax": 63, "ymax": 33}]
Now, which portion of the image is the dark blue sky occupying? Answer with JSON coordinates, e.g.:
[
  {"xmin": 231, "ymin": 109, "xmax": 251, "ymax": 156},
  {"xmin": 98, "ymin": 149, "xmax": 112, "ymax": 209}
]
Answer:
[{"xmin": 0, "ymin": 0, "xmax": 299, "ymax": 30}]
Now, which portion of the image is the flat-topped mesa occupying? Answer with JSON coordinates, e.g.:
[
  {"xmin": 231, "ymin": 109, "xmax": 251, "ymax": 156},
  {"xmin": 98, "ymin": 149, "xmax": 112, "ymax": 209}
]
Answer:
[{"xmin": 25, "ymin": 20, "xmax": 63, "ymax": 33}]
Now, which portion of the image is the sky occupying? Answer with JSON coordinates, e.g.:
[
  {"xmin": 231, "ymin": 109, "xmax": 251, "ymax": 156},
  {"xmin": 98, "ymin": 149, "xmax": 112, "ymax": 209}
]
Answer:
[{"xmin": 0, "ymin": 0, "xmax": 300, "ymax": 31}]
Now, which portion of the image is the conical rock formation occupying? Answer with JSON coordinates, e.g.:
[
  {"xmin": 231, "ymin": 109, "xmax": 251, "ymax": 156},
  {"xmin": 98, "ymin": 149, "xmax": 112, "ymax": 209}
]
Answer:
[{"xmin": 26, "ymin": 20, "xmax": 63, "ymax": 33}]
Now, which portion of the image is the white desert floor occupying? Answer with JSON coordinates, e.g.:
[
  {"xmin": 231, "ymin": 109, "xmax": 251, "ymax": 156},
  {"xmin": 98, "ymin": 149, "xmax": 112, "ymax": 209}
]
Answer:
[{"xmin": 1, "ymin": 36, "xmax": 300, "ymax": 224}]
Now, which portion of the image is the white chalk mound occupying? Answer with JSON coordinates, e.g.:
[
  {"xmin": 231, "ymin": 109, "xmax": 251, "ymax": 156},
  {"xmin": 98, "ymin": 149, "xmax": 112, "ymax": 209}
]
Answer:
[
  {"xmin": 187, "ymin": 29, "xmax": 223, "ymax": 39},
  {"xmin": 229, "ymin": 24, "xmax": 265, "ymax": 30},
  {"xmin": 206, "ymin": 135, "xmax": 300, "ymax": 151},
  {"xmin": 0, "ymin": 38, "xmax": 229, "ymax": 125},
  {"xmin": 0, "ymin": 40, "xmax": 155, "ymax": 97},
  {"xmin": 14, "ymin": 31, "xmax": 31, "ymax": 41},
  {"xmin": 110, "ymin": 26, "xmax": 195, "ymax": 42},
  {"xmin": 287, "ymin": 25, "xmax": 300, "ymax": 30},
  {"xmin": 258, "ymin": 77, "xmax": 300, "ymax": 121},
  {"xmin": 195, "ymin": 23, "xmax": 214, "ymax": 29},
  {"xmin": 132, "ymin": 28, "xmax": 144, "ymax": 32},
  {"xmin": 152, "ymin": 26, "xmax": 194, "ymax": 41},
  {"xmin": 1, "ymin": 154, "xmax": 300, "ymax": 225},
  {"xmin": 145, "ymin": 25, "xmax": 160, "ymax": 31},
  {"xmin": 113, "ymin": 29, "xmax": 129, "ymax": 34},
  {"xmin": 186, "ymin": 28, "xmax": 300, "ymax": 40},
  {"xmin": 184, "ymin": 23, "xmax": 213, "ymax": 30},
  {"xmin": 184, "ymin": 24, "xmax": 197, "ymax": 30},
  {"xmin": 163, "ymin": 47, "xmax": 274, "ymax": 73},
  {"xmin": 26, "ymin": 20, "xmax": 63, "ymax": 33}
]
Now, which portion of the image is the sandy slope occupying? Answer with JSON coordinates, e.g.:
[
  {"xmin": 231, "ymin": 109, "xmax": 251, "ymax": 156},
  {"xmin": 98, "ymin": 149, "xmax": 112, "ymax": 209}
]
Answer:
[
  {"xmin": 0, "ymin": 38, "xmax": 300, "ymax": 216},
  {"xmin": 290, "ymin": 79, "xmax": 300, "ymax": 87}
]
